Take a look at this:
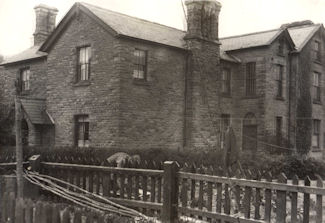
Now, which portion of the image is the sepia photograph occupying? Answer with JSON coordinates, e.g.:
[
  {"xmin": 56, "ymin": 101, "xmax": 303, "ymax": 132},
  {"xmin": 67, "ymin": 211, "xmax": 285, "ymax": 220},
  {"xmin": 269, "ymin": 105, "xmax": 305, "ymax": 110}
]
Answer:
[{"xmin": 0, "ymin": 0, "xmax": 324, "ymax": 222}]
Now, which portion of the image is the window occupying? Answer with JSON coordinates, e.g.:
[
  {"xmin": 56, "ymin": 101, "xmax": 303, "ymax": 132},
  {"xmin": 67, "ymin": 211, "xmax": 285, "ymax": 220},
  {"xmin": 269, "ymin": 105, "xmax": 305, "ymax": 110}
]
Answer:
[
  {"xmin": 312, "ymin": 119, "xmax": 320, "ymax": 148},
  {"xmin": 276, "ymin": 65, "xmax": 284, "ymax": 98},
  {"xmin": 313, "ymin": 72, "xmax": 321, "ymax": 102},
  {"xmin": 133, "ymin": 49, "xmax": 147, "ymax": 80},
  {"xmin": 221, "ymin": 114, "xmax": 231, "ymax": 131},
  {"xmin": 313, "ymin": 40, "xmax": 321, "ymax": 62},
  {"xmin": 77, "ymin": 46, "xmax": 91, "ymax": 82},
  {"xmin": 278, "ymin": 38, "xmax": 284, "ymax": 56},
  {"xmin": 275, "ymin": 116, "xmax": 283, "ymax": 144},
  {"xmin": 75, "ymin": 115, "xmax": 89, "ymax": 148},
  {"xmin": 221, "ymin": 68, "xmax": 231, "ymax": 95},
  {"xmin": 220, "ymin": 114, "xmax": 230, "ymax": 149},
  {"xmin": 246, "ymin": 62, "xmax": 256, "ymax": 96},
  {"xmin": 20, "ymin": 68, "xmax": 30, "ymax": 92}
]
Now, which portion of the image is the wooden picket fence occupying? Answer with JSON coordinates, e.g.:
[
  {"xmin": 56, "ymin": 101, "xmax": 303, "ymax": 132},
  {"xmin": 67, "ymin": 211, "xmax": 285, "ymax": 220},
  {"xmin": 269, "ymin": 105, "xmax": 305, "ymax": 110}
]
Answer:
[
  {"xmin": 0, "ymin": 192, "xmax": 133, "ymax": 223},
  {"xmin": 178, "ymin": 165, "xmax": 325, "ymax": 223},
  {"xmin": 1, "ymin": 157, "xmax": 325, "ymax": 222}
]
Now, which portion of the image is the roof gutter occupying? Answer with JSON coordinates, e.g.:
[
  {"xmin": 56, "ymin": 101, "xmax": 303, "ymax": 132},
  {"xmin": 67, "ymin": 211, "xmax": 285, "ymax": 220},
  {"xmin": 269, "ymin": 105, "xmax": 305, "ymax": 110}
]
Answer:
[{"xmin": 117, "ymin": 34, "xmax": 188, "ymax": 52}]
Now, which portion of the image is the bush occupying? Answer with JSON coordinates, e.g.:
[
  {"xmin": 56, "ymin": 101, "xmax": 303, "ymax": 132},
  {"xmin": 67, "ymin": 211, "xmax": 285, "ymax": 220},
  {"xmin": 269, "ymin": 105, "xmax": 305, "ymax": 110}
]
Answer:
[{"xmin": 1, "ymin": 146, "xmax": 324, "ymax": 179}]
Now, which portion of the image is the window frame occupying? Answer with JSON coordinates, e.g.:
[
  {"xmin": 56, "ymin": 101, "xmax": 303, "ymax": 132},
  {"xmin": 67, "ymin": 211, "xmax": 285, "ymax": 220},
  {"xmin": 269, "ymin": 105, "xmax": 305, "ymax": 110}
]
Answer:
[
  {"xmin": 313, "ymin": 72, "xmax": 321, "ymax": 103},
  {"xmin": 245, "ymin": 62, "xmax": 256, "ymax": 96},
  {"xmin": 312, "ymin": 119, "xmax": 320, "ymax": 149},
  {"xmin": 276, "ymin": 65, "xmax": 284, "ymax": 99},
  {"xmin": 221, "ymin": 114, "xmax": 231, "ymax": 131},
  {"xmin": 76, "ymin": 45, "xmax": 91, "ymax": 83},
  {"xmin": 20, "ymin": 67, "xmax": 31, "ymax": 92},
  {"xmin": 133, "ymin": 49, "xmax": 148, "ymax": 81},
  {"xmin": 313, "ymin": 40, "xmax": 321, "ymax": 62},
  {"xmin": 75, "ymin": 114, "xmax": 90, "ymax": 148},
  {"xmin": 275, "ymin": 116, "xmax": 283, "ymax": 145},
  {"xmin": 221, "ymin": 68, "xmax": 231, "ymax": 95}
]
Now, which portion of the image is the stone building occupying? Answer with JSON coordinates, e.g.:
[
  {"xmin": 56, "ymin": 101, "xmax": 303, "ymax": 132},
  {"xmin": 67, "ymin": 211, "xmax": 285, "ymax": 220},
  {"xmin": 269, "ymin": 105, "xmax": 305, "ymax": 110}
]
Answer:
[{"xmin": 0, "ymin": 1, "xmax": 324, "ymax": 160}]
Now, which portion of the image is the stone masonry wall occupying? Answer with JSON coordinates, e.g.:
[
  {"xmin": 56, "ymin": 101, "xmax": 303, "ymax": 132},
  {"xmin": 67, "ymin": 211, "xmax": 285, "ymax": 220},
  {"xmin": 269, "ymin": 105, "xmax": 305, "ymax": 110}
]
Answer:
[
  {"xmin": 185, "ymin": 39, "xmax": 221, "ymax": 150},
  {"xmin": 304, "ymin": 29, "xmax": 325, "ymax": 160},
  {"xmin": 116, "ymin": 38, "xmax": 187, "ymax": 151},
  {"xmin": 46, "ymin": 12, "xmax": 120, "ymax": 148}
]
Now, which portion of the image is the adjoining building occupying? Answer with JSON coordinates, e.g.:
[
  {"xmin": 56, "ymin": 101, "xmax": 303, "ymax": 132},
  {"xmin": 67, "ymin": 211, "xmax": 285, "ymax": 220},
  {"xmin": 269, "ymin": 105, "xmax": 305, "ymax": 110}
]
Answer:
[{"xmin": 0, "ymin": 1, "xmax": 324, "ymax": 160}]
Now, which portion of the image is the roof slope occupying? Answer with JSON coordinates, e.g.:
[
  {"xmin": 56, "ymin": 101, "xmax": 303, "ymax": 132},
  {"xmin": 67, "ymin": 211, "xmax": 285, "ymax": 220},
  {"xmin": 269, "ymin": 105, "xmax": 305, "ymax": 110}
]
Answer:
[
  {"xmin": 220, "ymin": 29, "xmax": 282, "ymax": 51},
  {"xmin": 288, "ymin": 24, "xmax": 321, "ymax": 51},
  {"xmin": 21, "ymin": 98, "xmax": 53, "ymax": 125},
  {"xmin": 220, "ymin": 23, "xmax": 322, "ymax": 52},
  {"xmin": 80, "ymin": 2, "xmax": 186, "ymax": 49},
  {"xmin": 1, "ymin": 45, "xmax": 47, "ymax": 66}
]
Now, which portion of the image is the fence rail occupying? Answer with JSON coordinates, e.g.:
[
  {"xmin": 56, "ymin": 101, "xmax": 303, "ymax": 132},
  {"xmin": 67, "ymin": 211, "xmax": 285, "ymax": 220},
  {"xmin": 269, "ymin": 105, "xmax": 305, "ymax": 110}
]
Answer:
[{"xmin": 39, "ymin": 160, "xmax": 164, "ymax": 217}]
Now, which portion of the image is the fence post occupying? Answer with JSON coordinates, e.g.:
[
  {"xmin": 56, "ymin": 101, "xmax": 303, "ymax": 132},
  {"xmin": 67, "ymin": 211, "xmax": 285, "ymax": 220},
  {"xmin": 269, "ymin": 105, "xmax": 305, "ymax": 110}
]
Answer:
[
  {"xmin": 162, "ymin": 161, "xmax": 179, "ymax": 223},
  {"xmin": 276, "ymin": 173, "xmax": 287, "ymax": 223}
]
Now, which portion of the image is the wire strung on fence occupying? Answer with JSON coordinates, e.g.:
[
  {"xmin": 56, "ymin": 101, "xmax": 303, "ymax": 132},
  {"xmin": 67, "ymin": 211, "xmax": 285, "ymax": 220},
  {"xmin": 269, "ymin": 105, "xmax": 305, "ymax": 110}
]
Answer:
[{"xmin": 23, "ymin": 170, "xmax": 152, "ymax": 221}]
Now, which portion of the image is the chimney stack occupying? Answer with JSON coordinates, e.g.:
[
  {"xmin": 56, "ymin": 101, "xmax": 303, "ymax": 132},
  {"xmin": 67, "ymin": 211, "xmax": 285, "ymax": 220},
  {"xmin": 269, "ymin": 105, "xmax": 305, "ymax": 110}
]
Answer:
[
  {"xmin": 33, "ymin": 4, "xmax": 58, "ymax": 46},
  {"xmin": 185, "ymin": 0, "xmax": 221, "ymax": 41}
]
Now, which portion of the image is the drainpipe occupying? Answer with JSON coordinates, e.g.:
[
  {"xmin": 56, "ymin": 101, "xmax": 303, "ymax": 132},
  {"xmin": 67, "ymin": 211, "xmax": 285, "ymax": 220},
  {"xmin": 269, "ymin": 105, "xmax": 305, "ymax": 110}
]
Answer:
[
  {"xmin": 288, "ymin": 53, "xmax": 292, "ymax": 149},
  {"xmin": 183, "ymin": 51, "xmax": 191, "ymax": 149}
]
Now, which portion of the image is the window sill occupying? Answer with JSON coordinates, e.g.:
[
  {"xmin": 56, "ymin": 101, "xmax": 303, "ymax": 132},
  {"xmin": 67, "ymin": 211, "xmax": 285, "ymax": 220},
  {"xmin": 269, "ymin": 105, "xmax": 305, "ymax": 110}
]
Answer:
[
  {"xmin": 276, "ymin": 96, "xmax": 285, "ymax": 101},
  {"xmin": 312, "ymin": 148, "xmax": 321, "ymax": 152},
  {"xmin": 73, "ymin": 80, "xmax": 91, "ymax": 87},
  {"xmin": 133, "ymin": 78, "xmax": 149, "ymax": 86},
  {"xmin": 220, "ymin": 93, "xmax": 232, "ymax": 98},
  {"xmin": 242, "ymin": 95, "xmax": 260, "ymax": 99},
  {"xmin": 313, "ymin": 100, "xmax": 322, "ymax": 105},
  {"xmin": 20, "ymin": 90, "xmax": 31, "ymax": 96},
  {"xmin": 314, "ymin": 60, "xmax": 322, "ymax": 65}
]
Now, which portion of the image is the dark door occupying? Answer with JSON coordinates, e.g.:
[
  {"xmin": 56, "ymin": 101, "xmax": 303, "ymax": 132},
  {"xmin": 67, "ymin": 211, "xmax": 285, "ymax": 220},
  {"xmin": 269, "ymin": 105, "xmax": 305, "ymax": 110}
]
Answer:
[{"xmin": 242, "ymin": 125, "xmax": 257, "ymax": 151}]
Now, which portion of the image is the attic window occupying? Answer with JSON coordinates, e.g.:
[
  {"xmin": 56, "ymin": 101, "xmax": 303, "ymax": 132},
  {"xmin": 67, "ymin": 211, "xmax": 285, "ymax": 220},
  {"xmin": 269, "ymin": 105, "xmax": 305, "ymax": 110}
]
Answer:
[
  {"xmin": 77, "ymin": 46, "xmax": 91, "ymax": 82},
  {"xmin": 133, "ymin": 49, "xmax": 147, "ymax": 80},
  {"xmin": 313, "ymin": 40, "xmax": 321, "ymax": 62}
]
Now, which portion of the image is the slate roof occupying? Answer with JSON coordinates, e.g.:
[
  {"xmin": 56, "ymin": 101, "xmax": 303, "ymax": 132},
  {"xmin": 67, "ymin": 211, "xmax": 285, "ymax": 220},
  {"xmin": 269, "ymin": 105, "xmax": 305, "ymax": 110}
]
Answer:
[
  {"xmin": 220, "ymin": 23, "xmax": 322, "ymax": 52},
  {"xmin": 80, "ymin": 2, "xmax": 186, "ymax": 49},
  {"xmin": 20, "ymin": 98, "xmax": 53, "ymax": 125},
  {"xmin": 0, "ymin": 45, "xmax": 47, "ymax": 66},
  {"xmin": 2, "ymin": 2, "xmax": 322, "ymax": 65},
  {"xmin": 288, "ymin": 24, "xmax": 322, "ymax": 52},
  {"xmin": 220, "ymin": 29, "xmax": 282, "ymax": 51}
]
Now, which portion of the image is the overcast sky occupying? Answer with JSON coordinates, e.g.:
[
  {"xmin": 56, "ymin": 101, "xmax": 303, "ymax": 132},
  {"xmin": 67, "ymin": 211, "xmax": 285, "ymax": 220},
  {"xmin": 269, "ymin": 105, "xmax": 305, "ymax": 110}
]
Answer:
[{"xmin": 0, "ymin": 0, "xmax": 324, "ymax": 57}]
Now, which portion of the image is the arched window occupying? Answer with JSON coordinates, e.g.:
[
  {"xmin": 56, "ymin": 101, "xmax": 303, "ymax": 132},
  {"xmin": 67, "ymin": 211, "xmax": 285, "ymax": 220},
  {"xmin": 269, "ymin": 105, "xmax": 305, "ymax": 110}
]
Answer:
[{"xmin": 243, "ymin": 113, "xmax": 257, "ymax": 126}]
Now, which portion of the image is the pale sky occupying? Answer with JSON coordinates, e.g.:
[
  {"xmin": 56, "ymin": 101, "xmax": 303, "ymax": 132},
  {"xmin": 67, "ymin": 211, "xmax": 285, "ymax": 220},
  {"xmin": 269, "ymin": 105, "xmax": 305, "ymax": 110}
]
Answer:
[{"xmin": 0, "ymin": 0, "xmax": 325, "ymax": 57}]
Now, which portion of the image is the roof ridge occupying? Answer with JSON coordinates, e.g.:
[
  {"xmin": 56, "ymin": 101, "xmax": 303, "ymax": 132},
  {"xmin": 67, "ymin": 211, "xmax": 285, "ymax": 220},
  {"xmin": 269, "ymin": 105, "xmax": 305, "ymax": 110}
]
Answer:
[
  {"xmin": 287, "ymin": 23, "xmax": 321, "ymax": 30},
  {"xmin": 220, "ymin": 28, "xmax": 281, "ymax": 40},
  {"xmin": 79, "ymin": 2, "xmax": 185, "ymax": 33}
]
